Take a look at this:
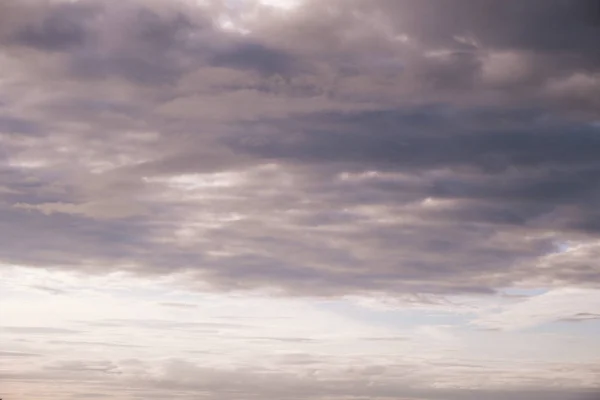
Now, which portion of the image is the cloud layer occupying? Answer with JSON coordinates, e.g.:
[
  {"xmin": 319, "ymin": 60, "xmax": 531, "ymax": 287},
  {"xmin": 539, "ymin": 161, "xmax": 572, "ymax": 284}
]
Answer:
[
  {"xmin": 2, "ymin": 268, "xmax": 600, "ymax": 400},
  {"xmin": 1, "ymin": 0, "xmax": 600, "ymax": 297}
]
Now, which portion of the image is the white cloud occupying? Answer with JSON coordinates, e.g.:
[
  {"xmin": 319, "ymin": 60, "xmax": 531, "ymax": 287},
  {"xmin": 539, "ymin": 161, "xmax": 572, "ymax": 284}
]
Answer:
[{"xmin": 473, "ymin": 287, "xmax": 600, "ymax": 331}]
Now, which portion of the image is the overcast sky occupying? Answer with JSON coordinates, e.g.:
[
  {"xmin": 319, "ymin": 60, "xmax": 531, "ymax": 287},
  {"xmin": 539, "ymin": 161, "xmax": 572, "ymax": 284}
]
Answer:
[{"xmin": 1, "ymin": 0, "xmax": 600, "ymax": 399}]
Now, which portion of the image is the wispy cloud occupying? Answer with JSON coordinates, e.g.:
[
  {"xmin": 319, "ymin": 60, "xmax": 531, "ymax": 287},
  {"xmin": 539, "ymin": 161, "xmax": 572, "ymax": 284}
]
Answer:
[
  {"xmin": 159, "ymin": 302, "xmax": 198, "ymax": 309},
  {"xmin": 0, "ymin": 351, "xmax": 41, "ymax": 357},
  {"xmin": 2, "ymin": 326, "xmax": 83, "ymax": 335}
]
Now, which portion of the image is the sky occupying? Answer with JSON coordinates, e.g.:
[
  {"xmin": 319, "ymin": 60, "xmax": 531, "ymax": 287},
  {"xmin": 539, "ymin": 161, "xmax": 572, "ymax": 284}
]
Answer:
[{"xmin": 1, "ymin": 0, "xmax": 600, "ymax": 399}]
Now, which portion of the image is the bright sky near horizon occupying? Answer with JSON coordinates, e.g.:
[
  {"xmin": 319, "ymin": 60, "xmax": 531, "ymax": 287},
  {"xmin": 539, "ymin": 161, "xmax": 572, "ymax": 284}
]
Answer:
[{"xmin": 1, "ymin": 0, "xmax": 600, "ymax": 399}]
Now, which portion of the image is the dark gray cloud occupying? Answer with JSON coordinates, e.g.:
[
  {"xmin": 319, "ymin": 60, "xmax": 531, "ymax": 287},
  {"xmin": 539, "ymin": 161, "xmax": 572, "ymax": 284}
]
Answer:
[
  {"xmin": 378, "ymin": 0, "xmax": 600, "ymax": 52},
  {"xmin": 1, "ymin": 0, "xmax": 301, "ymax": 85},
  {"xmin": 251, "ymin": 0, "xmax": 600, "ymax": 114},
  {"xmin": 10, "ymin": 1, "xmax": 96, "ymax": 51},
  {"xmin": 0, "ymin": 116, "xmax": 39, "ymax": 134},
  {"xmin": 0, "ymin": 0, "xmax": 599, "ymax": 300},
  {"xmin": 210, "ymin": 41, "xmax": 300, "ymax": 76},
  {"xmin": 233, "ymin": 109, "xmax": 600, "ymax": 174}
]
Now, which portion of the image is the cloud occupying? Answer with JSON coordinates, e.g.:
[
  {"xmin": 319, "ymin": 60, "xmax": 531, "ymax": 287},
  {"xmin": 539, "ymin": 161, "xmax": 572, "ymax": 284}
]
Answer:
[
  {"xmin": 473, "ymin": 288, "xmax": 600, "ymax": 330},
  {"xmin": 11, "ymin": 355, "xmax": 591, "ymax": 400},
  {"xmin": 0, "ymin": 351, "xmax": 41, "ymax": 357},
  {"xmin": 560, "ymin": 313, "xmax": 600, "ymax": 323},
  {"xmin": 1, "ymin": 326, "xmax": 83, "ymax": 335},
  {"xmin": 0, "ymin": 116, "xmax": 39, "ymax": 134},
  {"xmin": 246, "ymin": 336, "xmax": 315, "ymax": 343},
  {"xmin": 159, "ymin": 302, "xmax": 198, "ymax": 309},
  {"xmin": 8, "ymin": 1, "xmax": 95, "ymax": 52},
  {"xmin": 77, "ymin": 319, "xmax": 248, "ymax": 331},
  {"xmin": 29, "ymin": 284, "xmax": 69, "ymax": 295},
  {"xmin": 0, "ymin": 0, "xmax": 599, "ymax": 301},
  {"xmin": 360, "ymin": 336, "xmax": 409, "ymax": 342},
  {"xmin": 94, "ymin": 358, "xmax": 600, "ymax": 399},
  {"xmin": 210, "ymin": 41, "xmax": 300, "ymax": 76},
  {"xmin": 47, "ymin": 340, "xmax": 146, "ymax": 349},
  {"xmin": 45, "ymin": 359, "xmax": 122, "ymax": 375}
]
